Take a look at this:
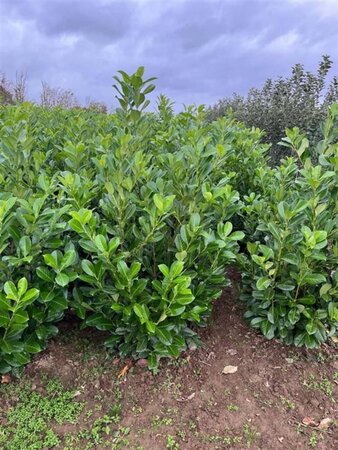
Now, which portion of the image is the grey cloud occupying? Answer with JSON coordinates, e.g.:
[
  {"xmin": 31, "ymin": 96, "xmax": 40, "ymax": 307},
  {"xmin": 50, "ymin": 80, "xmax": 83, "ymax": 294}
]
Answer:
[
  {"xmin": 37, "ymin": 1, "xmax": 133, "ymax": 43},
  {"xmin": 2, "ymin": 0, "xmax": 133, "ymax": 42},
  {"xmin": 0, "ymin": 0, "xmax": 337, "ymax": 110}
]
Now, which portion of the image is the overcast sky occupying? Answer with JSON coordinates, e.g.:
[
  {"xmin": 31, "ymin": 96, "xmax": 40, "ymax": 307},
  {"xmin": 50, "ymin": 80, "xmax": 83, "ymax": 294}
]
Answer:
[{"xmin": 1, "ymin": 0, "xmax": 338, "ymax": 110}]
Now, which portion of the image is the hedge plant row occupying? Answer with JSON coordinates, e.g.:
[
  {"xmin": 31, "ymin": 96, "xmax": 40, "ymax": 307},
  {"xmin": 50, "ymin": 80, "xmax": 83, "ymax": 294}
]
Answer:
[{"xmin": 0, "ymin": 68, "xmax": 337, "ymax": 374}]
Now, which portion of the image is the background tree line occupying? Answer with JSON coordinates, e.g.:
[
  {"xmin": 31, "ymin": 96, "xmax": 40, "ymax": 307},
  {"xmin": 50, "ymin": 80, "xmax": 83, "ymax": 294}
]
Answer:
[
  {"xmin": 208, "ymin": 55, "xmax": 338, "ymax": 163},
  {"xmin": 0, "ymin": 71, "xmax": 107, "ymax": 113}
]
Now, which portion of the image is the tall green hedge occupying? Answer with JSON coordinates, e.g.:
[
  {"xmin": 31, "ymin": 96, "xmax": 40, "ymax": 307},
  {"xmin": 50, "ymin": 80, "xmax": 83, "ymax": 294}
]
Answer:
[{"xmin": 0, "ymin": 68, "xmax": 337, "ymax": 375}]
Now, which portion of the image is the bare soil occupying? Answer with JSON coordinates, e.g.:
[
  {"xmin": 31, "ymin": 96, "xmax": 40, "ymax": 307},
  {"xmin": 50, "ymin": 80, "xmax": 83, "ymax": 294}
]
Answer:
[{"xmin": 2, "ymin": 278, "xmax": 338, "ymax": 450}]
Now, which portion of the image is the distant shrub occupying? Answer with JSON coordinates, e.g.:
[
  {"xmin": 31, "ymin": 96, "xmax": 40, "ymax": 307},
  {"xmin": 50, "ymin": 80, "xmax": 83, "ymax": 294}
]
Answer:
[
  {"xmin": 85, "ymin": 101, "xmax": 108, "ymax": 114},
  {"xmin": 208, "ymin": 55, "xmax": 338, "ymax": 164},
  {"xmin": 0, "ymin": 75, "xmax": 14, "ymax": 105}
]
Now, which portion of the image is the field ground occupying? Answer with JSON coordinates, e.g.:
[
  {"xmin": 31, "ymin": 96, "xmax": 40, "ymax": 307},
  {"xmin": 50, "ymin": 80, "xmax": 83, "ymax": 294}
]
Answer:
[{"xmin": 1, "ymin": 275, "xmax": 337, "ymax": 450}]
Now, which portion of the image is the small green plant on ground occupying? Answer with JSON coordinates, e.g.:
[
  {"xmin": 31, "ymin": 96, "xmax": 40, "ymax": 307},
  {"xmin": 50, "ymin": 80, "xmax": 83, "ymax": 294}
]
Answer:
[
  {"xmin": 0, "ymin": 378, "xmax": 85, "ymax": 450},
  {"xmin": 242, "ymin": 423, "xmax": 261, "ymax": 448},
  {"xmin": 227, "ymin": 403, "xmax": 239, "ymax": 411},
  {"xmin": 279, "ymin": 396, "xmax": 295, "ymax": 410},
  {"xmin": 308, "ymin": 431, "xmax": 319, "ymax": 448},
  {"xmin": 304, "ymin": 374, "xmax": 334, "ymax": 399},
  {"xmin": 151, "ymin": 409, "xmax": 176, "ymax": 428},
  {"xmin": 202, "ymin": 431, "xmax": 243, "ymax": 447},
  {"xmin": 166, "ymin": 435, "xmax": 180, "ymax": 449}
]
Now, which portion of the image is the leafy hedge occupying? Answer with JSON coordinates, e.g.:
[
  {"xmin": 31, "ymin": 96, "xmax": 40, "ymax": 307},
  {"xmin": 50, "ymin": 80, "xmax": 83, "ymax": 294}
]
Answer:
[
  {"xmin": 0, "ymin": 67, "xmax": 337, "ymax": 375},
  {"xmin": 0, "ymin": 72, "xmax": 249, "ymax": 374},
  {"xmin": 239, "ymin": 105, "xmax": 338, "ymax": 347}
]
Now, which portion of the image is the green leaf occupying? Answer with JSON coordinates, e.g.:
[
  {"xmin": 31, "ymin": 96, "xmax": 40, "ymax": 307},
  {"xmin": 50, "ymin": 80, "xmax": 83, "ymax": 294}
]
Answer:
[
  {"xmin": 146, "ymin": 320, "xmax": 156, "ymax": 333},
  {"xmin": 17, "ymin": 278, "xmax": 28, "ymax": 297},
  {"xmin": 277, "ymin": 202, "xmax": 286, "ymax": 220},
  {"xmin": 148, "ymin": 353, "xmax": 158, "ymax": 370},
  {"xmin": 0, "ymin": 339, "xmax": 22, "ymax": 354},
  {"xmin": 167, "ymin": 305, "xmax": 186, "ymax": 316},
  {"xmin": 4, "ymin": 281, "xmax": 18, "ymax": 300},
  {"xmin": 153, "ymin": 193, "xmax": 164, "ymax": 212},
  {"xmin": 130, "ymin": 109, "xmax": 141, "ymax": 121},
  {"xmin": 170, "ymin": 261, "xmax": 184, "ymax": 278},
  {"xmin": 61, "ymin": 250, "xmax": 76, "ymax": 270},
  {"xmin": 47, "ymin": 296, "xmax": 68, "ymax": 316},
  {"xmin": 24, "ymin": 335, "xmax": 42, "ymax": 354},
  {"xmin": 35, "ymin": 325, "xmax": 49, "ymax": 340},
  {"xmin": 132, "ymin": 279, "xmax": 148, "ymax": 297},
  {"xmin": 36, "ymin": 266, "xmax": 54, "ymax": 283},
  {"xmin": 95, "ymin": 235, "xmax": 108, "ymax": 253},
  {"xmin": 228, "ymin": 231, "xmax": 245, "ymax": 241},
  {"xmin": 108, "ymin": 237, "xmax": 120, "ymax": 254},
  {"xmin": 21, "ymin": 288, "xmax": 39, "ymax": 305},
  {"xmin": 19, "ymin": 236, "xmax": 31, "ymax": 257},
  {"xmin": 328, "ymin": 303, "xmax": 338, "ymax": 321},
  {"xmin": 69, "ymin": 218, "xmax": 83, "ymax": 233},
  {"xmin": 288, "ymin": 308, "xmax": 300, "ymax": 325},
  {"xmin": 167, "ymin": 344, "xmax": 180, "ymax": 358},
  {"xmin": 81, "ymin": 260, "xmax": 97, "ymax": 278},
  {"xmin": 5, "ymin": 323, "xmax": 25, "ymax": 340},
  {"xmin": 155, "ymin": 327, "xmax": 173, "ymax": 346},
  {"xmin": 303, "ymin": 274, "xmax": 327, "ymax": 285},
  {"xmin": 319, "ymin": 283, "xmax": 331, "ymax": 297},
  {"xmin": 176, "ymin": 290, "xmax": 194, "ymax": 305},
  {"xmin": 222, "ymin": 222, "xmax": 233, "ymax": 237},
  {"xmin": 133, "ymin": 304, "xmax": 149, "ymax": 324},
  {"xmin": 12, "ymin": 309, "xmax": 29, "ymax": 324},
  {"xmin": 298, "ymin": 296, "xmax": 316, "ymax": 305},
  {"xmin": 256, "ymin": 277, "xmax": 271, "ymax": 291},
  {"xmin": 180, "ymin": 225, "xmax": 188, "ymax": 243},
  {"xmin": 43, "ymin": 253, "xmax": 59, "ymax": 270},
  {"xmin": 175, "ymin": 251, "xmax": 187, "ymax": 261},
  {"xmin": 190, "ymin": 213, "xmax": 201, "ymax": 228},
  {"xmin": 260, "ymin": 319, "xmax": 275, "ymax": 339},
  {"xmin": 86, "ymin": 313, "xmax": 113, "ymax": 331},
  {"xmin": 163, "ymin": 195, "xmax": 175, "ymax": 211},
  {"xmin": 267, "ymin": 223, "xmax": 281, "ymax": 241},
  {"xmin": 104, "ymin": 335, "xmax": 120, "ymax": 348},
  {"xmin": 7, "ymin": 351, "xmax": 31, "ymax": 367},
  {"xmin": 55, "ymin": 273, "xmax": 70, "ymax": 287},
  {"xmin": 306, "ymin": 321, "xmax": 318, "ymax": 335},
  {"xmin": 117, "ymin": 260, "xmax": 129, "ymax": 281},
  {"xmin": 282, "ymin": 254, "xmax": 299, "ymax": 266},
  {"xmin": 158, "ymin": 264, "xmax": 170, "ymax": 277},
  {"xmin": 276, "ymin": 283, "xmax": 295, "ymax": 291},
  {"xmin": 129, "ymin": 262, "xmax": 141, "ymax": 279},
  {"xmin": 250, "ymin": 317, "xmax": 265, "ymax": 327},
  {"xmin": 0, "ymin": 360, "xmax": 11, "ymax": 374},
  {"xmin": 0, "ymin": 310, "xmax": 9, "ymax": 327}
]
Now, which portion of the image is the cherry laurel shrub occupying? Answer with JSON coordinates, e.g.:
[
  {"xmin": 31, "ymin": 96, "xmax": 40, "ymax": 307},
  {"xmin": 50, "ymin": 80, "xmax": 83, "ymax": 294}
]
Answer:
[
  {"xmin": 0, "ymin": 67, "xmax": 336, "ymax": 375},
  {"xmin": 0, "ymin": 67, "xmax": 249, "ymax": 374},
  {"xmin": 239, "ymin": 104, "xmax": 338, "ymax": 347}
]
